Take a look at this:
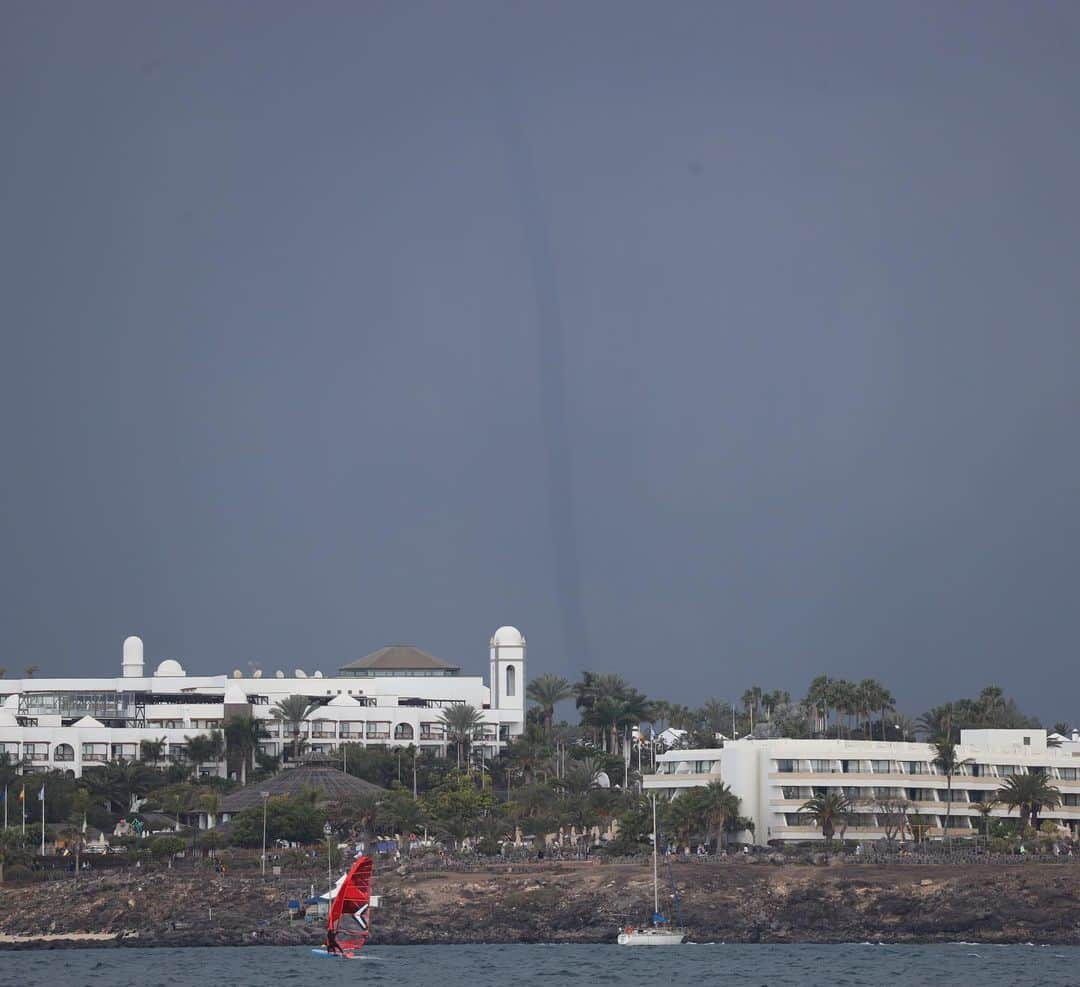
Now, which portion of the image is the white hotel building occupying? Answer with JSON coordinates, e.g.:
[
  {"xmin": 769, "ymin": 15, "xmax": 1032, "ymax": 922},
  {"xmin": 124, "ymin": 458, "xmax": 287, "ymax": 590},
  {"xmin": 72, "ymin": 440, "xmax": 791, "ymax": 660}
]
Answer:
[
  {"xmin": 644, "ymin": 730, "xmax": 1080, "ymax": 844},
  {"xmin": 0, "ymin": 627, "xmax": 527, "ymax": 778}
]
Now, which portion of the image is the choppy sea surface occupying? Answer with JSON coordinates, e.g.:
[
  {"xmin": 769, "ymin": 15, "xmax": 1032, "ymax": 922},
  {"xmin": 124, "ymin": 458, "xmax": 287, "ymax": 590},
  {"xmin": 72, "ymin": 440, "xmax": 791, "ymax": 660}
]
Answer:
[{"xmin": 6, "ymin": 943, "xmax": 1080, "ymax": 986}]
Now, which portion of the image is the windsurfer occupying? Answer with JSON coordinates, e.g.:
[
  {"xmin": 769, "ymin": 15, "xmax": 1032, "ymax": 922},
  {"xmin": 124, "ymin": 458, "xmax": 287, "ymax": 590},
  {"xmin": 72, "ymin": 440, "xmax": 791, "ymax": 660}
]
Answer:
[{"xmin": 325, "ymin": 927, "xmax": 346, "ymax": 957}]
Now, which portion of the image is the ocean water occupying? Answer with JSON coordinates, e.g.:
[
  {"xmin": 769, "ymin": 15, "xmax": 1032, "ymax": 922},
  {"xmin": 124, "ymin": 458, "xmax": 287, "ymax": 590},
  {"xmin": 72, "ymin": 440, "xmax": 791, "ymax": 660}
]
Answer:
[{"xmin": 5, "ymin": 943, "xmax": 1080, "ymax": 987}]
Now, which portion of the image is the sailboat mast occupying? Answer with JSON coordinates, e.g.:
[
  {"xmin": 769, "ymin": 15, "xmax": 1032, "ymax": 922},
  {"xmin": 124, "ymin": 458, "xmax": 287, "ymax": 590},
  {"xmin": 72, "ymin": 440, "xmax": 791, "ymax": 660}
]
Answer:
[{"xmin": 652, "ymin": 794, "xmax": 659, "ymax": 916}]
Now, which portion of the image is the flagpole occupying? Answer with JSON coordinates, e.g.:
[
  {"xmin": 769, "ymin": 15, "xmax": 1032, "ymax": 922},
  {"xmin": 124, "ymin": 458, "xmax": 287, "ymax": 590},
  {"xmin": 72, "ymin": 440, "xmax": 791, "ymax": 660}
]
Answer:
[
  {"xmin": 41, "ymin": 786, "xmax": 46, "ymax": 857},
  {"xmin": 21, "ymin": 786, "xmax": 26, "ymax": 835},
  {"xmin": 3, "ymin": 784, "xmax": 7, "ymax": 829}
]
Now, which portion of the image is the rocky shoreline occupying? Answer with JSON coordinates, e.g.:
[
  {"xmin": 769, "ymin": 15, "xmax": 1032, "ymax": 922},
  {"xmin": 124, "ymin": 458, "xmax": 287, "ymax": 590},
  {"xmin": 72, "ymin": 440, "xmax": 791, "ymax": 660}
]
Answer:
[{"xmin": 4, "ymin": 859, "xmax": 1080, "ymax": 949}]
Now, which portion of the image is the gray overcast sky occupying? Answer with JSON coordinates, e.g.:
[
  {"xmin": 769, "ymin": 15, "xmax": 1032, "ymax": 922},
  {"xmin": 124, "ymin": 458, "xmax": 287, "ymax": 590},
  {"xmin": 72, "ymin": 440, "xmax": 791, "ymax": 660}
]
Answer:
[{"xmin": 2, "ymin": 2, "xmax": 1079, "ymax": 724}]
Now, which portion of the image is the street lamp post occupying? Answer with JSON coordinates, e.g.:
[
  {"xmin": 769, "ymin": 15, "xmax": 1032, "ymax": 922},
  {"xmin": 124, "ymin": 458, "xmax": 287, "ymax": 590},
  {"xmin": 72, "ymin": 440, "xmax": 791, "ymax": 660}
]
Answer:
[
  {"xmin": 324, "ymin": 822, "xmax": 333, "ymax": 897},
  {"xmin": 260, "ymin": 791, "xmax": 270, "ymax": 877}
]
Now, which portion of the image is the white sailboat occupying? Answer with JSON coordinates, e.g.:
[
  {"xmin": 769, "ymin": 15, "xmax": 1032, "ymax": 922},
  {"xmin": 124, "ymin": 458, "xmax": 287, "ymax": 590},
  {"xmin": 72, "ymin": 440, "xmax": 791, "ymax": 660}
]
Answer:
[{"xmin": 617, "ymin": 795, "xmax": 687, "ymax": 945}]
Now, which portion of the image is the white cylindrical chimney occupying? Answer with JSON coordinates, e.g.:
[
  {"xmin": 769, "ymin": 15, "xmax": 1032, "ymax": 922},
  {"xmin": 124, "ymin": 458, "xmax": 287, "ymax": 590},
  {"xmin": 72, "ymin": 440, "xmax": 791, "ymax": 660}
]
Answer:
[{"xmin": 122, "ymin": 636, "xmax": 144, "ymax": 678}]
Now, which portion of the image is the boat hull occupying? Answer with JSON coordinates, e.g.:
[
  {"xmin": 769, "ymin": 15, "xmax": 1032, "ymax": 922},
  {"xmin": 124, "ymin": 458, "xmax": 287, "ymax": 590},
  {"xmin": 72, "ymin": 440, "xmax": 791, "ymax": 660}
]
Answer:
[{"xmin": 617, "ymin": 929, "xmax": 687, "ymax": 946}]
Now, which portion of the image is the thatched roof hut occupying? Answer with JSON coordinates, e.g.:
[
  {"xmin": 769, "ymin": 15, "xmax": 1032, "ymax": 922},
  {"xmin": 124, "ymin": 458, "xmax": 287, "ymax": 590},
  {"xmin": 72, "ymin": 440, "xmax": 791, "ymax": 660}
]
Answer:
[{"xmin": 219, "ymin": 766, "xmax": 385, "ymax": 814}]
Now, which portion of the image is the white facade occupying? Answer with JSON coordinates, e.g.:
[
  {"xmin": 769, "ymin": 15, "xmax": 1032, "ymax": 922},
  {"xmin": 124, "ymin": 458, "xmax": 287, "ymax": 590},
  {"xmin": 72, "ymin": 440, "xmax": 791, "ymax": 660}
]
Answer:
[
  {"xmin": 644, "ymin": 730, "xmax": 1080, "ymax": 844},
  {"xmin": 0, "ymin": 628, "xmax": 528, "ymax": 779}
]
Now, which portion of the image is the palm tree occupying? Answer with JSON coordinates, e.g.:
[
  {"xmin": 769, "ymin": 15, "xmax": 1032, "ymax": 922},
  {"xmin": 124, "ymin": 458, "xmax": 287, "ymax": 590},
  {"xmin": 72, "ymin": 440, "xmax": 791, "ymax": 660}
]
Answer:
[
  {"xmin": 84, "ymin": 759, "xmax": 157, "ymax": 813},
  {"xmin": 697, "ymin": 780, "xmax": 741, "ymax": 848},
  {"xmin": 760, "ymin": 690, "xmax": 790, "ymax": 722},
  {"xmin": 919, "ymin": 703, "xmax": 956, "ymax": 742},
  {"xmin": 699, "ymin": 699, "xmax": 731, "ymax": 741},
  {"xmin": 199, "ymin": 789, "xmax": 222, "ymax": 830},
  {"xmin": 439, "ymin": 704, "xmax": 485, "ymax": 769},
  {"xmin": 855, "ymin": 679, "xmax": 892, "ymax": 739},
  {"xmin": 662, "ymin": 793, "xmax": 699, "ymax": 850},
  {"xmin": 562, "ymin": 756, "xmax": 605, "ymax": 796},
  {"xmin": 805, "ymin": 675, "xmax": 833, "ymax": 735},
  {"xmin": 270, "ymin": 695, "xmax": 319, "ymax": 761},
  {"xmin": 152, "ymin": 784, "xmax": 195, "ymax": 831},
  {"xmin": 651, "ymin": 699, "xmax": 673, "ymax": 732},
  {"xmin": 799, "ymin": 791, "xmax": 851, "ymax": 846},
  {"xmin": 526, "ymin": 675, "xmax": 574, "ymax": 737},
  {"xmin": 974, "ymin": 797, "xmax": 998, "ymax": 843},
  {"xmin": 0, "ymin": 667, "xmax": 6, "ymax": 679},
  {"xmin": 741, "ymin": 687, "xmax": 763, "ymax": 732},
  {"xmin": 23, "ymin": 665, "xmax": 39, "ymax": 679},
  {"xmin": 503, "ymin": 730, "xmax": 546, "ymax": 787},
  {"xmin": 832, "ymin": 681, "xmax": 857, "ymax": 737},
  {"xmin": 139, "ymin": 736, "xmax": 167, "ymax": 766},
  {"xmin": 875, "ymin": 685, "xmax": 896, "ymax": 741},
  {"xmin": 997, "ymin": 774, "xmax": 1061, "ymax": 833},
  {"xmin": 931, "ymin": 737, "xmax": 971, "ymax": 840},
  {"xmin": 224, "ymin": 715, "xmax": 264, "ymax": 785},
  {"xmin": 978, "ymin": 686, "xmax": 1007, "ymax": 726},
  {"xmin": 185, "ymin": 730, "xmax": 225, "ymax": 779}
]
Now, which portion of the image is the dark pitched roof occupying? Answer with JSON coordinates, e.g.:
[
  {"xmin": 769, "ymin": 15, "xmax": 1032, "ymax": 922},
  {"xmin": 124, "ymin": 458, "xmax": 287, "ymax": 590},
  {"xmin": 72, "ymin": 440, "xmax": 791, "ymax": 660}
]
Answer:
[
  {"xmin": 338, "ymin": 645, "xmax": 459, "ymax": 673},
  {"xmin": 219, "ymin": 766, "xmax": 385, "ymax": 813}
]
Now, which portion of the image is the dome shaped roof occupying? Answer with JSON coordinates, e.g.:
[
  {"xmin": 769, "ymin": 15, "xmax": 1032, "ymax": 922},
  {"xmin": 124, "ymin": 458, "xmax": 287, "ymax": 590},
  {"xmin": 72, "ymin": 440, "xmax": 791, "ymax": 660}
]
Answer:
[
  {"xmin": 154, "ymin": 659, "xmax": 185, "ymax": 677},
  {"xmin": 491, "ymin": 625, "xmax": 524, "ymax": 646}
]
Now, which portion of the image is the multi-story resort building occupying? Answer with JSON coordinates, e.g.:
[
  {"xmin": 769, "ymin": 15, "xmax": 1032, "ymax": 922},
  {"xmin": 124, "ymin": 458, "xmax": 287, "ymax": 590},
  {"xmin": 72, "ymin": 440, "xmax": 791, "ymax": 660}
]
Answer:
[
  {"xmin": 644, "ymin": 730, "xmax": 1080, "ymax": 844},
  {"xmin": 0, "ymin": 626, "xmax": 527, "ymax": 779}
]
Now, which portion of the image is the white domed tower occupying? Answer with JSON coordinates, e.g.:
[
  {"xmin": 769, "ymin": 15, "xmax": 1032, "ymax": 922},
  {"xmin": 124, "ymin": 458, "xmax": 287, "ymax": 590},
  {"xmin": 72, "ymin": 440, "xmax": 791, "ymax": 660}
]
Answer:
[
  {"xmin": 489, "ymin": 625, "xmax": 525, "ymax": 712},
  {"xmin": 122, "ymin": 636, "xmax": 144, "ymax": 678}
]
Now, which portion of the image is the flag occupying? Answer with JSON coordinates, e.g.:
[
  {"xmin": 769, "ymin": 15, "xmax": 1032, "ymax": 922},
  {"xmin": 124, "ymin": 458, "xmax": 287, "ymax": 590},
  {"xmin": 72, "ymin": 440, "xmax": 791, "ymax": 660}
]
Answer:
[
  {"xmin": 37, "ymin": 785, "xmax": 45, "ymax": 801},
  {"xmin": 0, "ymin": 788, "xmax": 5, "ymax": 802},
  {"xmin": 18, "ymin": 786, "xmax": 25, "ymax": 802}
]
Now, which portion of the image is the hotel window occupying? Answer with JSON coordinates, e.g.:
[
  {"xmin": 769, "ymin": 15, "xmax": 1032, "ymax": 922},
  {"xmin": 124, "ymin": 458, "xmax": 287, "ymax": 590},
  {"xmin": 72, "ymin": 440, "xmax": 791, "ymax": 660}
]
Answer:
[
  {"xmin": 998, "ymin": 765, "xmax": 1022, "ymax": 776},
  {"xmin": 366, "ymin": 721, "xmax": 390, "ymax": 739},
  {"xmin": 1060, "ymin": 768, "xmax": 1078, "ymax": 780},
  {"xmin": 870, "ymin": 760, "xmax": 892, "ymax": 774},
  {"xmin": 506, "ymin": 665, "xmax": 516, "ymax": 698},
  {"xmin": 776, "ymin": 759, "xmax": 796, "ymax": 773},
  {"xmin": 810, "ymin": 759, "xmax": 834, "ymax": 773},
  {"xmin": 24, "ymin": 743, "xmax": 48, "ymax": 761},
  {"xmin": 82, "ymin": 743, "xmax": 108, "ymax": 763}
]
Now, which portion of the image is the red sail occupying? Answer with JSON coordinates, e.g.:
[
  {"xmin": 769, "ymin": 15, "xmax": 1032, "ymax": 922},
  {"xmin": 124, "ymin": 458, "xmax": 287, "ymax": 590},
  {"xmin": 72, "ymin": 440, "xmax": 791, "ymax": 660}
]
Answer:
[{"xmin": 326, "ymin": 854, "xmax": 374, "ymax": 952}]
